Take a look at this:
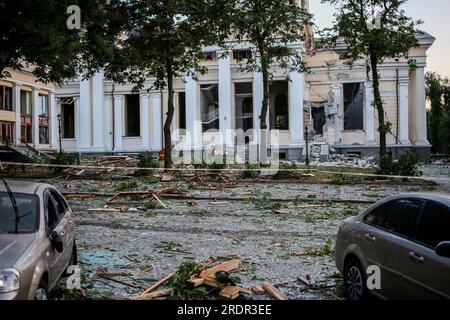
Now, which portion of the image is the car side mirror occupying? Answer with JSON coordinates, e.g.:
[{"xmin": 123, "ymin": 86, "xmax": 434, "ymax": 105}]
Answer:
[
  {"xmin": 436, "ymin": 241, "xmax": 450, "ymax": 258},
  {"xmin": 50, "ymin": 231, "xmax": 64, "ymax": 253}
]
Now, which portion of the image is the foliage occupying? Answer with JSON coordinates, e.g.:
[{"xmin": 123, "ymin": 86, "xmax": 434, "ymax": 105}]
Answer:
[
  {"xmin": 251, "ymin": 192, "xmax": 283, "ymax": 211},
  {"xmin": 377, "ymin": 153, "xmax": 421, "ymax": 176},
  {"xmin": 50, "ymin": 152, "xmax": 80, "ymax": 166},
  {"xmin": 138, "ymin": 152, "xmax": 161, "ymax": 168},
  {"xmin": 320, "ymin": 0, "xmax": 422, "ymax": 158},
  {"xmin": 426, "ymin": 72, "xmax": 450, "ymax": 154},
  {"xmin": 116, "ymin": 179, "xmax": 139, "ymax": 191},
  {"xmin": 0, "ymin": 0, "xmax": 125, "ymax": 83},
  {"xmin": 169, "ymin": 261, "xmax": 209, "ymax": 300},
  {"xmin": 242, "ymin": 163, "xmax": 260, "ymax": 178}
]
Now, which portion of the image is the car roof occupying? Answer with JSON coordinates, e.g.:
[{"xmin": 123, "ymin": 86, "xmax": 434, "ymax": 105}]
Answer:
[
  {"xmin": 378, "ymin": 193, "xmax": 450, "ymax": 206},
  {"xmin": 0, "ymin": 180, "xmax": 53, "ymax": 195}
]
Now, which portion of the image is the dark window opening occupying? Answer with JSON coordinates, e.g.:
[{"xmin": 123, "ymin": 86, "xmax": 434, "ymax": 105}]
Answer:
[
  {"xmin": 312, "ymin": 106, "xmax": 326, "ymax": 135},
  {"xmin": 235, "ymin": 83, "xmax": 254, "ymax": 135},
  {"xmin": 178, "ymin": 92, "xmax": 186, "ymax": 130},
  {"xmin": 0, "ymin": 192, "xmax": 39, "ymax": 234},
  {"xmin": 200, "ymin": 84, "xmax": 219, "ymax": 132},
  {"xmin": 233, "ymin": 50, "xmax": 252, "ymax": 61},
  {"xmin": 269, "ymin": 81, "xmax": 289, "ymax": 130},
  {"xmin": 416, "ymin": 202, "xmax": 450, "ymax": 248},
  {"xmin": 39, "ymin": 94, "xmax": 49, "ymax": 144},
  {"xmin": 0, "ymin": 122, "xmax": 13, "ymax": 145},
  {"xmin": 62, "ymin": 100, "xmax": 75, "ymax": 139},
  {"xmin": 203, "ymin": 52, "xmax": 218, "ymax": 61},
  {"xmin": 125, "ymin": 94, "xmax": 140, "ymax": 137},
  {"xmin": 21, "ymin": 90, "xmax": 33, "ymax": 144},
  {"xmin": 364, "ymin": 199, "xmax": 422, "ymax": 239},
  {"xmin": 0, "ymin": 86, "xmax": 13, "ymax": 111},
  {"xmin": 343, "ymin": 83, "xmax": 364, "ymax": 131}
]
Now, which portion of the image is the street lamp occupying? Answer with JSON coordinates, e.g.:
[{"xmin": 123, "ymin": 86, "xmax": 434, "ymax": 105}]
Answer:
[{"xmin": 57, "ymin": 114, "xmax": 62, "ymax": 153}]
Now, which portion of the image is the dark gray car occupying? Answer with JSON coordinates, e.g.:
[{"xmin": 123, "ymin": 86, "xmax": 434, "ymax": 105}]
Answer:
[
  {"xmin": 335, "ymin": 193, "xmax": 450, "ymax": 300},
  {"xmin": 0, "ymin": 181, "xmax": 76, "ymax": 300}
]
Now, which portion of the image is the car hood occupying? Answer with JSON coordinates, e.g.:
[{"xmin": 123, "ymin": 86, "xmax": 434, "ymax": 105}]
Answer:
[{"xmin": 0, "ymin": 234, "xmax": 35, "ymax": 269}]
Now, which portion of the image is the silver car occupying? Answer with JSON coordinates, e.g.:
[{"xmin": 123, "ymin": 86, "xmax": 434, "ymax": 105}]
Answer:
[
  {"xmin": 335, "ymin": 193, "xmax": 450, "ymax": 300},
  {"xmin": 0, "ymin": 181, "xmax": 77, "ymax": 300}
]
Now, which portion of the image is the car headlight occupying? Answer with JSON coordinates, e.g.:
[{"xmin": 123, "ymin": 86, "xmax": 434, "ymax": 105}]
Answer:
[{"xmin": 0, "ymin": 269, "xmax": 20, "ymax": 293}]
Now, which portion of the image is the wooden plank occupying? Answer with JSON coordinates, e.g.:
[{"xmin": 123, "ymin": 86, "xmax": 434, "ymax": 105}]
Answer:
[
  {"xmin": 251, "ymin": 286, "xmax": 266, "ymax": 295},
  {"xmin": 199, "ymin": 259, "xmax": 240, "ymax": 279},
  {"xmin": 262, "ymin": 282, "xmax": 289, "ymax": 300},
  {"xmin": 219, "ymin": 286, "xmax": 240, "ymax": 300},
  {"xmin": 135, "ymin": 288, "xmax": 174, "ymax": 300},
  {"xmin": 189, "ymin": 277, "xmax": 205, "ymax": 287},
  {"xmin": 136, "ymin": 273, "xmax": 174, "ymax": 298}
]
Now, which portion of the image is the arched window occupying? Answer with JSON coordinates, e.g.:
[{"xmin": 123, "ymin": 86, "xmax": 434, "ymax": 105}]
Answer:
[{"xmin": 274, "ymin": 94, "xmax": 289, "ymax": 130}]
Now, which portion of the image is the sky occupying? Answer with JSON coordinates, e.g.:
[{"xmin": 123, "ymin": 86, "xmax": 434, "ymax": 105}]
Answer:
[{"xmin": 309, "ymin": 0, "xmax": 450, "ymax": 78}]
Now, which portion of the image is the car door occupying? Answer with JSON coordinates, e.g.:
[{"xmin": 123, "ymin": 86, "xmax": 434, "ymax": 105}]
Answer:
[
  {"xmin": 362, "ymin": 199, "xmax": 423, "ymax": 299},
  {"xmin": 402, "ymin": 200, "xmax": 450, "ymax": 299},
  {"xmin": 50, "ymin": 190, "xmax": 74, "ymax": 269},
  {"xmin": 43, "ymin": 190, "xmax": 65, "ymax": 286}
]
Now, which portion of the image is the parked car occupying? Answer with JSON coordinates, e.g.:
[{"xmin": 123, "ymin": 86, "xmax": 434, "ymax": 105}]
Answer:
[
  {"xmin": 335, "ymin": 193, "xmax": 450, "ymax": 300},
  {"xmin": 0, "ymin": 180, "xmax": 77, "ymax": 300}
]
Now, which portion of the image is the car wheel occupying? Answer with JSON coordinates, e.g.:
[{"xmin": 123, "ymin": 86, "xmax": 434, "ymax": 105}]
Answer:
[
  {"xmin": 34, "ymin": 280, "xmax": 49, "ymax": 300},
  {"xmin": 63, "ymin": 241, "xmax": 78, "ymax": 277},
  {"xmin": 344, "ymin": 258, "xmax": 368, "ymax": 300}
]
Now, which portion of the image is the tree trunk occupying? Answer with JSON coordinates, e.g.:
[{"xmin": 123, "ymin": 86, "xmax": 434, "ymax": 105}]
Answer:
[
  {"xmin": 259, "ymin": 55, "xmax": 270, "ymax": 165},
  {"xmin": 164, "ymin": 60, "xmax": 175, "ymax": 169},
  {"xmin": 370, "ymin": 54, "xmax": 387, "ymax": 159}
]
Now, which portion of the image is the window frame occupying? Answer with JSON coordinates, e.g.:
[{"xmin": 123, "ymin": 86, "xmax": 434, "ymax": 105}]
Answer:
[
  {"xmin": 343, "ymin": 82, "xmax": 365, "ymax": 132},
  {"xmin": 414, "ymin": 200, "xmax": 450, "ymax": 250},
  {"xmin": 124, "ymin": 94, "xmax": 141, "ymax": 138},
  {"xmin": 44, "ymin": 189, "xmax": 67, "ymax": 234},
  {"xmin": 362, "ymin": 198, "xmax": 425, "ymax": 242}
]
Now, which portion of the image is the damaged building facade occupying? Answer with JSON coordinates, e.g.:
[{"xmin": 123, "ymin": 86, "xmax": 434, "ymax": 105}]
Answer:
[
  {"xmin": 53, "ymin": 0, "xmax": 434, "ymax": 161},
  {"xmin": 0, "ymin": 66, "xmax": 58, "ymax": 158}
]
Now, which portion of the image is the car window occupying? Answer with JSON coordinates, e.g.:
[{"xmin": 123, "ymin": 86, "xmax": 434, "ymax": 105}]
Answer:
[
  {"xmin": 0, "ymin": 192, "xmax": 39, "ymax": 234},
  {"xmin": 363, "ymin": 199, "xmax": 423, "ymax": 238},
  {"xmin": 416, "ymin": 201, "xmax": 450, "ymax": 249},
  {"xmin": 45, "ymin": 192, "xmax": 59, "ymax": 231},
  {"xmin": 50, "ymin": 190, "xmax": 66, "ymax": 217}
]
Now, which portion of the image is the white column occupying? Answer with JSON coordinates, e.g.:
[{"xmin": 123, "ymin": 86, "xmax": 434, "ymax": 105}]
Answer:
[
  {"xmin": 92, "ymin": 72, "xmax": 104, "ymax": 150},
  {"xmin": 79, "ymin": 77, "xmax": 91, "ymax": 149},
  {"xmin": 32, "ymin": 88, "xmax": 40, "ymax": 147},
  {"xmin": 253, "ymin": 69, "xmax": 264, "ymax": 143},
  {"xmin": 103, "ymin": 96, "xmax": 113, "ymax": 151},
  {"xmin": 113, "ymin": 95, "xmax": 123, "ymax": 151},
  {"xmin": 412, "ymin": 67, "xmax": 429, "ymax": 145},
  {"xmin": 186, "ymin": 76, "xmax": 201, "ymax": 148},
  {"xmin": 332, "ymin": 84, "xmax": 342, "ymax": 144},
  {"xmin": 74, "ymin": 97, "xmax": 80, "ymax": 150},
  {"xmin": 151, "ymin": 93, "xmax": 162, "ymax": 151},
  {"xmin": 140, "ymin": 93, "xmax": 150, "ymax": 150},
  {"xmin": 14, "ymin": 85, "xmax": 21, "ymax": 145},
  {"xmin": 49, "ymin": 92, "xmax": 58, "ymax": 149},
  {"xmin": 399, "ymin": 80, "xmax": 410, "ymax": 145},
  {"xmin": 365, "ymin": 83, "xmax": 375, "ymax": 144},
  {"xmin": 289, "ymin": 71, "xmax": 305, "ymax": 145},
  {"xmin": 219, "ymin": 51, "xmax": 232, "ymax": 145}
]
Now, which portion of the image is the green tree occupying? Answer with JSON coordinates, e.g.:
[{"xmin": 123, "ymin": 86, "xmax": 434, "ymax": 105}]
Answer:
[
  {"xmin": 230, "ymin": 0, "xmax": 311, "ymax": 164},
  {"xmin": 425, "ymin": 72, "xmax": 450, "ymax": 154},
  {"xmin": 114, "ymin": 0, "xmax": 232, "ymax": 168},
  {"xmin": 0, "ymin": 0, "xmax": 125, "ymax": 83},
  {"xmin": 321, "ymin": 0, "xmax": 421, "ymax": 158}
]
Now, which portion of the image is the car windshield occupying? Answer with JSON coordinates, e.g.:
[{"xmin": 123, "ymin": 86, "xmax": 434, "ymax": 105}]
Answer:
[{"xmin": 0, "ymin": 192, "xmax": 39, "ymax": 234}]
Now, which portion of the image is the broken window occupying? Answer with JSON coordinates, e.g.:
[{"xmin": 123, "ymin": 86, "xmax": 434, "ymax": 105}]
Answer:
[
  {"xmin": 178, "ymin": 92, "xmax": 186, "ymax": 130},
  {"xmin": 0, "ymin": 86, "xmax": 13, "ymax": 111},
  {"xmin": 61, "ymin": 99, "xmax": 75, "ymax": 139},
  {"xmin": 312, "ymin": 106, "xmax": 326, "ymax": 135},
  {"xmin": 235, "ymin": 82, "xmax": 253, "ymax": 134},
  {"xmin": 200, "ymin": 84, "xmax": 219, "ymax": 132},
  {"xmin": 343, "ymin": 83, "xmax": 364, "ymax": 131},
  {"xmin": 269, "ymin": 81, "xmax": 289, "ymax": 130},
  {"xmin": 125, "ymin": 94, "xmax": 140, "ymax": 137},
  {"xmin": 203, "ymin": 52, "xmax": 218, "ymax": 62},
  {"xmin": 20, "ymin": 90, "xmax": 33, "ymax": 144},
  {"xmin": 39, "ymin": 94, "xmax": 49, "ymax": 144}
]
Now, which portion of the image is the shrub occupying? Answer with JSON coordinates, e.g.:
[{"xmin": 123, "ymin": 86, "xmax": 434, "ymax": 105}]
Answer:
[
  {"xmin": 138, "ymin": 152, "xmax": 161, "ymax": 168},
  {"xmin": 377, "ymin": 153, "xmax": 421, "ymax": 177},
  {"xmin": 50, "ymin": 152, "xmax": 80, "ymax": 166},
  {"xmin": 116, "ymin": 179, "xmax": 139, "ymax": 191}
]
